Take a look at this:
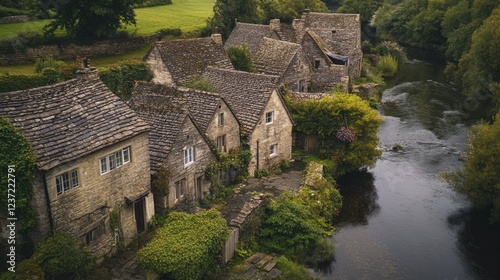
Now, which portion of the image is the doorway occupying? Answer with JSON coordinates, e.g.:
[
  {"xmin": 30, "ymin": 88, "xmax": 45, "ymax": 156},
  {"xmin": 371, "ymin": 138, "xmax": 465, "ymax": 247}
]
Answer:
[{"xmin": 134, "ymin": 198, "xmax": 145, "ymax": 233}]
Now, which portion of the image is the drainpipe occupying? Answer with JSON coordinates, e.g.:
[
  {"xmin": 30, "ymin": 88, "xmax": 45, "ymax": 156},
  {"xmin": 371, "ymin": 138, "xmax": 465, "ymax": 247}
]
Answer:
[
  {"xmin": 256, "ymin": 140, "xmax": 260, "ymax": 171},
  {"xmin": 42, "ymin": 171, "xmax": 54, "ymax": 232}
]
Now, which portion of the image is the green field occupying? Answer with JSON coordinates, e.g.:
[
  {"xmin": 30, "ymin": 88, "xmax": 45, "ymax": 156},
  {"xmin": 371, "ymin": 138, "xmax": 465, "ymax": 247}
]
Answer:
[
  {"xmin": 0, "ymin": 0, "xmax": 215, "ymax": 74},
  {"xmin": 0, "ymin": 0, "xmax": 214, "ymax": 39}
]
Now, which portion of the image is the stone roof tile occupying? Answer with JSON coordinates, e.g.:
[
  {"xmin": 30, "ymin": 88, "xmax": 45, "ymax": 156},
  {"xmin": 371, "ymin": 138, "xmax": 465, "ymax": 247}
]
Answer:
[
  {"xmin": 224, "ymin": 22, "xmax": 280, "ymax": 56},
  {"xmin": 253, "ymin": 37, "xmax": 301, "ymax": 77},
  {"xmin": 0, "ymin": 77, "xmax": 150, "ymax": 170}
]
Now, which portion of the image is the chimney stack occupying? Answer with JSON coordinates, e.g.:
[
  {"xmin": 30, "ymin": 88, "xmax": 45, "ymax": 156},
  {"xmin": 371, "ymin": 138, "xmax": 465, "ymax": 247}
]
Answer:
[
  {"xmin": 211, "ymin": 26, "xmax": 222, "ymax": 45},
  {"xmin": 76, "ymin": 58, "xmax": 98, "ymax": 80}
]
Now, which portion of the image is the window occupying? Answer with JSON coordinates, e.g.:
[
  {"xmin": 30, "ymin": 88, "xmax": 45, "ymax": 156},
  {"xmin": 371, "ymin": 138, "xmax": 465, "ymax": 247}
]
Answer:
[
  {"xmin": 218, "ymin": 113, "xmax": 224, "ymax": 126},
  {"xmin": 270, "ymin": 144, "xmax": 278, "ymax": 157},
  {"xmin": 56, "ymin": 169, "xmax": 79, "ymax": 195},
  {"xmin": 265, "ymin": 111, "xmax": 274, "ymax": 124},
  {"xmin": 85, "ymin": 222, "xmax": 106, "ymax": 245},
  {"xmin": 314, "ymin": 59, "xmax": 320, "ymax": 69},
  {"xmin": 99, "ymin": 147, "xmax": 131, "ymax": 175},
  {"xmin": 298, "ymin": 79, "xmax": 306, "ymax": 92},
  {"xmin": 184, "ymin": 147, "xmax": 195, "ymax": 166},
  {"xmin": 216, "ymin": 135, "xmax": 226, "ymax": 152},
  {"xmin": 175, "ymin": 179, "xmax": 186, "ymax": 200}
]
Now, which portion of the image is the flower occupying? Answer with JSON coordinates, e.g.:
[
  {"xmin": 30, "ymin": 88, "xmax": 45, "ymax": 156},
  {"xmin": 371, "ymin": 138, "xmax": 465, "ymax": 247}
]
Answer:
[{"xmin": 336, "ymin": 126, "xmax": 356, "ymax": 143}]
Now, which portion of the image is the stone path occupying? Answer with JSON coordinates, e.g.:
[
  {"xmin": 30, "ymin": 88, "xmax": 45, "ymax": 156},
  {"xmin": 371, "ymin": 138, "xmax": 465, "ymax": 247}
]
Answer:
[{"xmin": 233, "ymin": 253, "xmax": 282, "ymax": 279}]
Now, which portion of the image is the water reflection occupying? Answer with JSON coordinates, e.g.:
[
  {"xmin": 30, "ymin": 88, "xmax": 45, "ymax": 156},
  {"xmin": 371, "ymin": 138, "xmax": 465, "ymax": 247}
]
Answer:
[
  {"xmin": 448, "ymin": 208, "xmax": 500, "ymax": 280},
  {"xmin": 334, "ymin": 171, "xmax": 380, "ymax": 226}
]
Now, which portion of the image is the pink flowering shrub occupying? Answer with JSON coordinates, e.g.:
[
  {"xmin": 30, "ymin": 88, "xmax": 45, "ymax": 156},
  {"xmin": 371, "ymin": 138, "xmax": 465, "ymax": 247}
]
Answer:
[{"xmin": 336, "ymin": 127, "xmax": 356, "ymax": 142}]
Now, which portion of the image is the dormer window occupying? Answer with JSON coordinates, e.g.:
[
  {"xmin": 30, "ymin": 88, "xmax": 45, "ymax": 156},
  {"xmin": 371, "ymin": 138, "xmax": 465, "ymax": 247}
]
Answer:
[{"xmin": 265, "ymin": 111, "xmax": 274, "ymax": 124}]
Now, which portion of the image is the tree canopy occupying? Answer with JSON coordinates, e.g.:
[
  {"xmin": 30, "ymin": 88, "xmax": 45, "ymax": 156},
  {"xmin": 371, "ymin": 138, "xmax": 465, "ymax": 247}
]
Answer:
[
  {"xmin": 443, "ymin": 113, "xmax": 500, "ymax": 224},
  {"xmin": 39, "ymin": 0, "xmax": 140, "ymax": 40}
]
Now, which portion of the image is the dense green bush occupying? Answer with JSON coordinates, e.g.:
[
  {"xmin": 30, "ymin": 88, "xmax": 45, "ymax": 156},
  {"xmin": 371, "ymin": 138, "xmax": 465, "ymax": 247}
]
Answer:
[
  {"xmin": 99, "ymin": 60, "xmax": 152, "ymax": 100},
  {"xmin": 132, "ymin": 0, "xmax": 172, "ymax": 8},
  {"xmin": 275, "ymin": 256, "xmax": 318, "ymax": 280},
  {"xmin": 376, "ymin": 54, "xmax": 398, "ymax": 78},
  {"xmin": 226, "ymin": 44, "xmax": 253, "ymax": 72},
  {"xmin": 137, "ymin": 209, "xmax": 228, "ymax": 280},
  {"xmin": 260, "ymin": 192, "xmax": 334, "ymax": 261},
  {"xmin": 181, "ymin": 75, "xmax": 218, "ymax": 92},
  {"xmin": 0, "ymin": 6, "xmax": 27, "ymax": 17},
  {"xmin": 0, "ymin": 73, "xmax": 59, "ymax": 93}
]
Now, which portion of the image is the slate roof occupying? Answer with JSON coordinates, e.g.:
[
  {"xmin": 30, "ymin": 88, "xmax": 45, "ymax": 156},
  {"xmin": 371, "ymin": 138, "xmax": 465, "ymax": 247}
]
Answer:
[
  {"xmin": 203, "ymin": 67, "xmax": 281, "ymax": 135},
  {"xmin": 132, "ymin": 82, "xmax": 238, "ymax": 134},
  {"xmin": 145, "ymin": 37, "xmax": 234, "ymax": 85},
  {"xmin": 127, "ymin": 91, "xmax": 189, "ymax": 173},
  {"xmin": 225, "ymin": 22, "xmax": 280, "ymax": 56},
  {"xmin": 253, "ymin": 37, "xmax": 301, "ymax": 77},
  {"xmin": 0, "ymin": 76, "xmax": 150, "ymax": 171}
]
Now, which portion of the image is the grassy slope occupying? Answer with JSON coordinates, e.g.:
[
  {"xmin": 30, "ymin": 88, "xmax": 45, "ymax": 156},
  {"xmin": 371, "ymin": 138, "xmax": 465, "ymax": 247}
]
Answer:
[{"xmin": 0, "ymin": 0, "xmax": 214, "ymax": 74}]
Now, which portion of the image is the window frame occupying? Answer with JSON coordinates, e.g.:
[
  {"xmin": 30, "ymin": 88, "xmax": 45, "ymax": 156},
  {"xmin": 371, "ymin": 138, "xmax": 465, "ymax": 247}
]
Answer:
[
  {"xmin": 56, "ymin": 169, "xmax": 79, "ymax": 195},
  {"xmin": 314, "ymin": 59, "xmax": 321, "ymax": 70},
  {"xmin": 99, "ymin": 146, "xmax": 131, "ymax": 175},
  {"xmin": 270, "ymin": 144, "xmax": 278, "ymax": 157},
  {"xmin": 175, "ymin": 179, "xmax": 185, "ymax": 200},
  {"xmin": 265, "ymin": 111, "xmax": 274, "ymax": 125},
  {"xmin": 184, "ymin": 147, "xmax": 195, "ymax": 166},
  {"xmin": 218, "ymin": 112, "xmax": 224, "ymax": 126},
  {"xmin": 216, "ymin": 134, "xmax": 226, "ymax": 152}
]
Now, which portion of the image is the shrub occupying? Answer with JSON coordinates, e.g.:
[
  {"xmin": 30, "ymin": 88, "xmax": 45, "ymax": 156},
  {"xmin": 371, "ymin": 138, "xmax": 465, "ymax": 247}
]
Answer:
[
  {"xmin": 137, "ymin": 209, "xmax": 228, "ymax": 280},
  {"xmin": 226, "ymin": 44, "xmax": 253, "ymax": 72},
  {"xmin": 0, "ymin": 73, "xmax": 59, "ymax": 93},
  {"xmin": 32, "ymin": 232, "xmax": 96, "ymax": 279},
  {"xmin": 99, "ymin": 60, "xmax": 152, "ymax": 100},
  {"xmin": 181, "ymin": 75, "xmax": 218, "ymax": 92},
  {"xmin": 132, "ymin": 0, "xmax": 172, "ymax": 8},
  {"xmin": 376, "ymin": 54, "xmax": 398, "ymax": 78},
  {"xmin": 34, "ymin": 56, "xmax": 66, "ymax": 75},
  {"xmin": 275, "ymin": 256, "xmax": 318, "ymax": 280},
  {"xmin": 0, "ymin": 6, "xmax": 27, "ymax": 17}
]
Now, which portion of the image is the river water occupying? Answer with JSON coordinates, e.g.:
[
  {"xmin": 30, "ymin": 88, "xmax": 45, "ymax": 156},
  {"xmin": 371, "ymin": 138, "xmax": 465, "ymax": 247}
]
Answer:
[{"xmin": 320, "ymin": 60, "xmax": 500, "ymax": 280}]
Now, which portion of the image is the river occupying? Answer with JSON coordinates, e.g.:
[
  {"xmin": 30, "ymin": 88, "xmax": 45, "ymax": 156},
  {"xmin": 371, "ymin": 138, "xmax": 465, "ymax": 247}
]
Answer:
[{"xmin": 320, "ymin": 60, "xmax": 500, "ymax": 280}]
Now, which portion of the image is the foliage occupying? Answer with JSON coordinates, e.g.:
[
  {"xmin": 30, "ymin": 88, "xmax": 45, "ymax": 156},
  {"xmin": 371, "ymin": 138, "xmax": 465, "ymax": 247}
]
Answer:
[
  {"xmin": 152, "ymin": 165, "xmax": 171, "ymax": 196},
  {"xmin": 0, "ymin": 73, "xmax": 59, "ymax": 93},
  {"xmin": 132, "ymin": 0, "xmax": 172, "ymax": 8},
  {"xmin": 181, "ymin": 75, "xmax": 218, "ymax": 92},
  {"xmin": 39, "ymin": 0, "xmax": 140, "ymax": 41},
  {"xmin": 99, "ymin": 60, "xmax": 152, "ymax": 100},
  {"xmin": 226, "ymin": 44, "xmax": 254, "ymax": 72},
  {"xmin": 147, "ymin": 210, "xmax": 170, "ymax": 228},
  {"xmin": 0, "ymin": 6, "xmax": 27, "ymax": 17},
  {"xmin": 275, "ymin": 256, "xmax": 318, "ymax": 280},
  {"xmin": 376, "ymin": 54, "xmax": 398, "ymax": 78},
  {"xmin": 338, "ymin": 0, "xmax": 384, "ymax": 24},
  {"xmin": 290, "ymin": 93, "xmax": 383, "ymax": 175},
  {"xmin": 137, "ymin": 209, "xmax": 229, "ymax": 280},
  {"xmin": 442, "ymin": 113, "xmax": 500, "ymax": 224},
  {"xmin": 30, "ymin": 232, "xmax": 96, "ymax": 279},
  {"xmin": 33, "ymin": 56, "xmax": 67, "ymax": 82},
  {"xmin": 259, "ymin": 192, "xmax": 334, "ymax": 261},
  {"xmin": 0, "ymin": 117, "xmax": 36, "ymax": 233}
]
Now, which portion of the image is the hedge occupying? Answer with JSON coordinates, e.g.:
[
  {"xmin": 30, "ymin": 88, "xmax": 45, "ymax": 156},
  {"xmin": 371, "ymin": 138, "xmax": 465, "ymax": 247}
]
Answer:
[
  {"xmin": 0, "ymin": 73, "xmax": 59, "ymax": 93},
  {"xmin": 137, "ymin": 209, "xmax": 228, "ymax": 280}
]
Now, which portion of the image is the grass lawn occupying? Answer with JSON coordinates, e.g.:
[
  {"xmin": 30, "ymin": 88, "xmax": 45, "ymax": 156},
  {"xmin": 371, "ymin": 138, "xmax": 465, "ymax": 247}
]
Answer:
[{"xmin": 0, "ymin": 0, "xmax": 214, "ymax": 74}]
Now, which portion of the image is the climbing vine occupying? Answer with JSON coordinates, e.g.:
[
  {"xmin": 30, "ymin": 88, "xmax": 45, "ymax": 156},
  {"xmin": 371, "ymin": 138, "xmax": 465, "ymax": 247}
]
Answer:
[{"xmin": 152, "ymin": 165, "xmax": 172, "ymax": 197}]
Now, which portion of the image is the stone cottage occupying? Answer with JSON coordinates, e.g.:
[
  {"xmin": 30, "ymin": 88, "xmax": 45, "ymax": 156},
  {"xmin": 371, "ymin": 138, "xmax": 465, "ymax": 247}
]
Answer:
[
  {"xmin": 253, "ymin": 37, "xmax": 310, "ymax": 92},
  {"xmin": 203, "ymin": 67, "xmax": 294, "ymax": 176},
  {"xmin": 144, "ymin": 33, "xmax": 234, "ymax": 86},
  {"xmin": 128, "ymin": 89, "xmax": 217, "ymax": 211},
  {"xmin": 292, "ymin": 10, "xmax": 363, "ymax": 79},
  {"xmin": 132, "ymin": 82, "xmax": 241, "ymax": 154},
  {"xmin": 0, "ymin": 66, "xmax": 154, "ymax": 258}
]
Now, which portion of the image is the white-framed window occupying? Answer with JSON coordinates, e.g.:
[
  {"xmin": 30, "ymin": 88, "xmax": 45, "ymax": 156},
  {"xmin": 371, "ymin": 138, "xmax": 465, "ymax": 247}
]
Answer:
[
  {"xmin": 265, "ymin": 111, "xmax": 274, "ymax": 124},
  {"xmin": 270, "ymin": 144, "xmax": 278, "ymax": 157},
  {"xmin": 100, "ymin": 147, "xmax": 131, "ymax": 175},
  {"xmin": 184, "ymin": 147, "xmax": 195, "ymax": 166},
  {"xmin": 175, "ymin": 179, "xmax": 185, "ymax": 200},
  {"xmin": 218, "ymin": 112, "xmax": 224, "ymax": 126},
  {"xmin": 216, "ymin": 135, "xmax": 226, "ymax": 152},
  {"xmin": 56, "ymin": 169, "xmax": 79, "ymax": 195}
]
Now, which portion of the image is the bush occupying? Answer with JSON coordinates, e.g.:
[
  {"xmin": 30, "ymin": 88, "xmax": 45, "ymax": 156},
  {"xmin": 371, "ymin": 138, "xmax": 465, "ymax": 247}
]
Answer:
[
  {"xmin": 137, "ymin": 209, "xmax": 228, "ymax": 280},
  {"xmin": 181, "ymin": 75, "xmax": 218, "ymax": 92},
  {"xmin": 275, "ymin": 256, "xmax": 318, "ymax": 280},
  {"xmin": 32, "ymin": 232, "xmax": 96, "ymax": 279},
  {"xmin": 226, "ymin": 44, "xmax": 253, "ymax": 72},
  {"xmin": 132, "ymin": 0, "xmax": 172, "ymax": 8},
  {"xmin": 0, "ymin": 6, "xmax": 27, "ymax": 17},
  {"xmin": 259, "ymin": 192, "xmax": 333, "ymax": 260},
  {"xmin": 99, "ymin": 60, "xmax": 152, "ymax": 100},
  {"xmin": 34, "ymin": 56, "xmax": 66, "ymax": 75},
  {"xmin": 376, "ymin": 54, "xmax": 398, "ymax": 78},
  {"xmin": 0, "ymin": 74, "xmax": 59, "ymax": 93},
  {"xmin": 156, "ymin": 28, "xmax": 182, "ymax": 40}
]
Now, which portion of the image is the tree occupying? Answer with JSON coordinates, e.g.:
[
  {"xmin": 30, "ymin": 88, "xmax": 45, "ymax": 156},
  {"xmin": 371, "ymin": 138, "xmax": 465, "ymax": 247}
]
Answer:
[
  {"xmin": 226, "ymin": 44, "xmax": 253, "ymax": 72},
  {"xmin": 39, "ymin": 0, "xmax": 140, "ymax": 40},
  {"xmin": 290, "ymin": 93, "xmax": 383, "ymax": 175},
  {"xmin": 443, "ymin": 113, "xmax": 500, "ymax": 224},
  {"xmin": 0, "ymin": 117, "xmax": 36, "ymax": 233},
  {"xmin": 337, "ymin": 0, "xmax": 384, "ymax": 24}
]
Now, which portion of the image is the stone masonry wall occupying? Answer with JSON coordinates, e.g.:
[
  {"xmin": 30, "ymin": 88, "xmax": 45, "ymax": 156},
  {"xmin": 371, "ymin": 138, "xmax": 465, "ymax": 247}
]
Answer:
[
  {"xmin": 43, "ymin": 133, "xmax": 151, "ymax": 257},
  {"xmin": 205, "ymin": 100, "xmax": 241, "ymax": 152},
  {"xmin": 248, "ymin": 90, "xmax": 293, "ymax": 176},
  {"xmin": 146, "ymin": 46, "xmax": 176, "ymax": 86},
  {"xmin": 283, "ymin": 49, "xmax": 310, "ymax": 92},
  {"xmin": 154, "ymin": 117, "xmax": 216, "ymax": 211}
]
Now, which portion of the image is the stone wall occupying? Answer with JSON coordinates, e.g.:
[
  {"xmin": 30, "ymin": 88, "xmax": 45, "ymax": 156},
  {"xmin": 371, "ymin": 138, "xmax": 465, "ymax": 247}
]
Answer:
[
  {"xmin": 205, "ymin": 100, "xmax": 241, "ymax": 152},
  {"xmin": 41, "ymin": 133, "xmax": 152, "ymax": 257},
  {"xmin": 146, "ymin": 46, "xmax": 176, "ymax": 86},
  {"xmin": 0, "ymin": 15, "xmax": 30, "ymax": 24},
  {"xmin": 0, "ymin": 36, "xmax": 155, "ymax": 66},
  {"xmin": 283, "ymin": 49, "xmax": 310, "ymax": 92},
  {"xmin": 248, "ymin": 90, "xmax": 293, "ymax": 175},
  {"xmin": 154, "ymin": 117, "xmax": 216, "ymax": 211}
]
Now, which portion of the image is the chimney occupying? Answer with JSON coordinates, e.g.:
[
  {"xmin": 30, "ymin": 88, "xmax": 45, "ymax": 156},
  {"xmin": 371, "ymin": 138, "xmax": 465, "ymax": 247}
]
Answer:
[
  {"xmin": 211, "ymin": 26, "xmax": 222, "ymax": 45},
  {"xmin": 76, "ymin": 58, "xmax": 98, "ymax": 80},
  {"xmin": 269, "ymin": 19, "xmax": 281, "ymax": 31}
]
